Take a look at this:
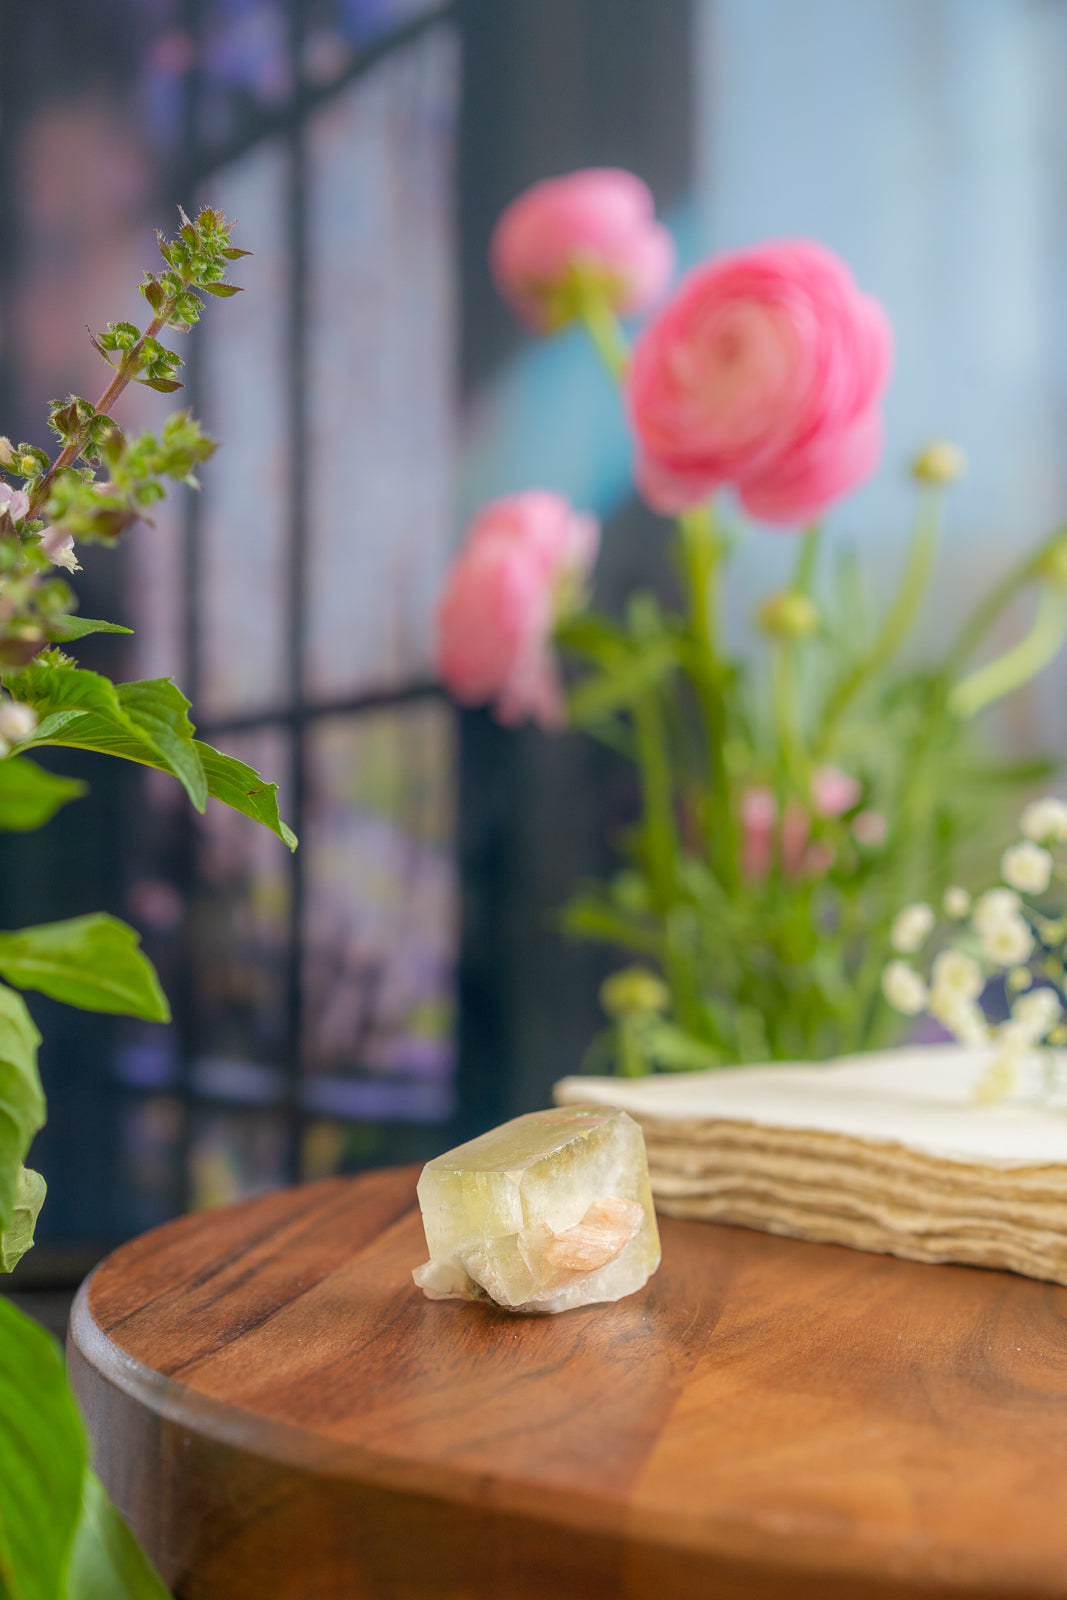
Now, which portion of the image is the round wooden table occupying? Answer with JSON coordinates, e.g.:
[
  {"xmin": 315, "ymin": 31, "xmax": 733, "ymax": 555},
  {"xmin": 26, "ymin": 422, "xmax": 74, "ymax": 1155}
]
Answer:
[{"xmin": 69, "ymin": 1164, "xmax": 1067, "ymax": 1600}]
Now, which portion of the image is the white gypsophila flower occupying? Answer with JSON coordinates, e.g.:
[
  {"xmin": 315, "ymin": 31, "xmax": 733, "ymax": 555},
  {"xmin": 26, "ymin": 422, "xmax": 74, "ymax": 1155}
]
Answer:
[
  {"xmin": 889, "ymin": 902, "xmax": 935, "ymax": 955},
  {"xmin": 1019, "ymin": 796, "xmax": 1067, "ymax": 844},
  {"xmin": 929, "ymin": 948, "xmax": 983, "ymax": 1002},
  {"xmin": 0, "ymin": 701, "xmax": 37, "ymax": 743},
  {"xmin": 980, "ymin": 914, "xmax": 1034, "ymax": 969},
  {"xmin": 1010, "ymin": 985, "xmax": 1061, "ymax": 1041},
  {"xmin": 1001, "ymin": 841, "xmax": 1053, "ymax": 896},
  {"xmin": 929, "ymin": 988, "xmax": 989, "ymax": 1046},
  {"xmin": 880, "ymin": 960, "xmax": 928, "ymax": 1016},
  {"xmin": 972, "ymin": 887, "xmax": 1022, "ymax": 935},
  {"xmin": 942, "ymin": 885, "xmax": 971, "ymax": 919}
]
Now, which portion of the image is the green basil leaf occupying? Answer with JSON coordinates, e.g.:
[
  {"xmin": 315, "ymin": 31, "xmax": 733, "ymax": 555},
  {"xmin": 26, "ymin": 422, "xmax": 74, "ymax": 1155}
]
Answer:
[
  {"xmin": 0, "ymin": 985, "xmax": 44, "ymax": 1233},
  {"xmin": 0, "ymin": 758, "xmax": 86, "ymax": 831},
  {"xmin": 0, "ymin": 915, "xmax": 170, "ymax": 1023},
  {"xmin": 0, "ymin": 1298, "xmax": 86, "ymax": 1600},
  {"xmin": 195, "ymin": 741, "xmax": 297, "ymax": 850},
  {"xmin": 65, "ymin": 1472, "xmax": 170, "ymax": 1600},
  {"xmin": 0, "ymin": 1167, "xmax": 46, "ymax": 1272}
]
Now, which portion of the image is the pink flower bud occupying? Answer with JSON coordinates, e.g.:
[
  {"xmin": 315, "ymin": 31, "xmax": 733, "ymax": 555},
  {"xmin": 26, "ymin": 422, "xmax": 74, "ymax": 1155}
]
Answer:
[
  {"xmin": 801, "ymin": 840, "xmax": 836, "ymax": 877},
  {"xmin": 740, "ymin": 786, "xmax": 777, "ymax": 882},
  {"xmin": 812, "ymin": 764, "xmax": 862, "ymax": 818},
  {"xmin": 852, "ymin": 809, "xmax": 887, "ymax": 847},
  {"xmin": 780, "ymin": 799, "xmax": 811, "ymax": 879},
  {"xmin": 436, "ymin": 492, "xmax": 599, "ymax": 731},
  {"xmin": 490, "ymin": 169, "xmax": 675, "ymax": 331},
  {"xmin": 628, "ymin": 239, "xmax": 893, "ymax": 525}
]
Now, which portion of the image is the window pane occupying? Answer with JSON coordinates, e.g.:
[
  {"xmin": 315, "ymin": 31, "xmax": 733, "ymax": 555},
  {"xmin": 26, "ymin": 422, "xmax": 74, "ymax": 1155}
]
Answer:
[
  {"xmin": 189, "ymin": 1107, "xmax": 288, "ymax": 1208},
  {"xmin": 197, "ymin": 141, "xmax": 292, "ymax": 719},
  {"xmin": 117, "ymin": 1095, "xmax": 185, "ymax": 1234},
  {"xmin": 304, "ymin": 26, "xmax": 458, "ymax": 700},
  {"xmin": 302, "ymin": 0, "xmax": 445, "ymax": 89},
  {"xmin": 197, "ymin": 0, "xmax": 294, "ymax": 151},
  {"xmin": 188, "ymin": 726, "xmax": 293, "ymax": 1081},
  {"xmin": 301, "ymin": 701, "xmax": 457, "ymax": 1122}
]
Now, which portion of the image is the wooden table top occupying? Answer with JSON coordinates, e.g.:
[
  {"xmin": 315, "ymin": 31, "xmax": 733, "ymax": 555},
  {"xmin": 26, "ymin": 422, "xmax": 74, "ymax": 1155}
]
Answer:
[{"xmin": 69, "ymin": 1164, "xmax": 1067, "ymax": 1600}]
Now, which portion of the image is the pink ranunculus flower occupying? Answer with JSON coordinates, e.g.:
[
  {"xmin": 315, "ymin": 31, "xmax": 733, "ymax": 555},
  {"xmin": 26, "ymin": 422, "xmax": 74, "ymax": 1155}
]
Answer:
[
  {"xmin": 490, "ymin": 169, "xmax": 675, "ymax": 331},
  {"xmin": 628, "ymin": 239, "xmax": 893, "ymax": 525},
  {"xmin": 812, "ymin": 764, "xmax": 862, "ymax": 818},
  {"xmin": 436, "ymin": 492, "xmax": 599, "ymax": 730}
]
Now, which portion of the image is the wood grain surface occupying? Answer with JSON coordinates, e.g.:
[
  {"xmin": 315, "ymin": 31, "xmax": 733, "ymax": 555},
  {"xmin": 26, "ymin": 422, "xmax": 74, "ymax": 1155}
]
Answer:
[{"xmin": 68, "ymin": 1164, "xmax": 1067, "ymax": 1600}]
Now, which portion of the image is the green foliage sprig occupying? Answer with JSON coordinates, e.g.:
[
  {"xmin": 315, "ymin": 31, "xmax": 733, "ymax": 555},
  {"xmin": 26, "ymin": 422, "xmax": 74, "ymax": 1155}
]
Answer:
[{"xmin": 0, "ymin": 208, "xmax": 290, "ymax": 1600}]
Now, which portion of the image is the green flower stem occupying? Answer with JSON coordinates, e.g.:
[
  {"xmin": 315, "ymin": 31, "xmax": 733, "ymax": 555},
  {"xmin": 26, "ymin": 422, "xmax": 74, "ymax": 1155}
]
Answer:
[
  {"xmin": 943, "ymin": 520, "xmax": 1067, "ymax": 679},
  {"xmin": 631, "ymin": 690, "xmax": 703, "ymax": 1033},
  {"xmin": 792, "ymin": 522, "xmax": 821, "ymax": 594},
  {"xmin": 27, "ymin": 311, "xmax": 175, "ymax": 520},
  {"xmin": 579, "ymin": 297, "xmax": 630, "ymax": 380},
  {"xmin": 949, "ymin": 583, "xmax": 1067, "ymax": 719},
  {"xmin": 677, "ymin": 503, "xmax": 737, "ymax": 887},
  {"xmin": 771, "ymin": 641, "xmax": 807, "ymax": 793},
  {"xmin": 632, "ymin": 689, "xmax": 677, "ymax": 913},
  {"xmin": 816, "ymin": 486, "xmax": 943, "ymax": 755}
]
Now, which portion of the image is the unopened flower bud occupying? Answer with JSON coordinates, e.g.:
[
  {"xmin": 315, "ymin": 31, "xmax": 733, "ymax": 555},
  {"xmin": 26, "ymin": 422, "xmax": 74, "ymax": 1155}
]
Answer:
[
  {"xmin": 600, "ymin": 965, "xmax": 670, "ymax": 1019},
  {"xmin": 757, "ymin": 590, "xmax": 820, "ymax": 641},
  {"xmin": 1035, "ymin": 537, "xmax": 1067, "ymax": 589},
  {"xmin": 911, "ymin": 441, "xmax": 967, "ymax": 486},
  {"xmin": 0, "ymin": 700, "xmax": 37, "ymax": 742},
  {"xmin": 18, "ymin": 455, "xmax": 37, "ymax": 477},
  {"xmin": 0, "ymin": 438, "xmax": 13, "ymax": 468}
]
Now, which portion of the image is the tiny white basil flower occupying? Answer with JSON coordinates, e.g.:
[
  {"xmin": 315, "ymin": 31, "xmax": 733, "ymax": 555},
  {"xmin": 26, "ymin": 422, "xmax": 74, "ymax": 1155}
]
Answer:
[
  {"xmin": 929, "ymin": 949, "xmax": 983, "ymax": 1002},
  {"xmin": 1001, "ymin": 841, "xmax": 1053, "ymax": 896},
  {"xmin": 980, "ymin": 914, "xmax": 1034, "ymax": 969},
  {"xmin": 1019, "ymin": 796, "xmax": 1067, "ymax": 844},
  {"xmin": 880, "ymin": 960, "xmax": 928, "ymax": 1016},
  {"xmin": 0, "ymin": 700, "xmax": 37, "ymax": 742},
  {"xmin": 972, "ymin": 887, "xmax": 1022, "ymax": 935},
  {"xmin": 942, "ymin": 885, "xmax": 971, "ymax": 919},
  {"xmin": 889, "ymin": 902, "xmax": 935, "ymax": 955}
]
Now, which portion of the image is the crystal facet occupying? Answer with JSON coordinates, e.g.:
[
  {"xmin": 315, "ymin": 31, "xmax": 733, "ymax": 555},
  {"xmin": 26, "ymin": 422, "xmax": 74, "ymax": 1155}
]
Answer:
[{"xmin": 412, "ymin": 1106, "xmax": 661, "ymax": 1313}]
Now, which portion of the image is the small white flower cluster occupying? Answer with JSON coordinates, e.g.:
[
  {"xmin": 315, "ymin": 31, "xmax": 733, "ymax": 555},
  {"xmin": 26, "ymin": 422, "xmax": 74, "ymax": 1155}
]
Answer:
[
  {"xmin": 880, "ymin": 795, "xmax": 1067, "ymax": 1104},
  {"xmin": 0, "ymin": 697, "xmax": 37, "ymax": 757}
]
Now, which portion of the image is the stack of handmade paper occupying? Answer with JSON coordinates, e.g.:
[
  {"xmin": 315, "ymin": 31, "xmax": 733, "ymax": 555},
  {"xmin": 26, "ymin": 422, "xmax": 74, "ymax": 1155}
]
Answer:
[{"xmin": 554, "ymin": 1046, "xmax": 1067, "ymax": 1286}]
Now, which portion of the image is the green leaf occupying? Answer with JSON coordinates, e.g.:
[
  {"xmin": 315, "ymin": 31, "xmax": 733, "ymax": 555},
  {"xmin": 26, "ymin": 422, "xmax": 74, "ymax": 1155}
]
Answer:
[
  {"xmin": 0, "ymin": 985, "xmax": 44, "ymax": 1234},
  {"xmin": 567, "ymin": 642, "xmax": 677, "ymax": 727},
  {"xmin": 116, "ymin": 681, "xmax": 206, "ymax": 811},
  {"xmin": 0, "ymin": 1298, "xmax": 86, "ymax": 1600},
  {"xmin": 135, "ymin": 377, "xmax": 183, "ymax": 394},
  {"xmin": 196, "ymin": 742, "xmax": 297, "ymax": 850},
  {"xmin": 0, "ymin": 758, "xmax": 86, "ymax": 831},
  {"xmin": 66, "ymin": 1472, "xmax": 171, "ymax": 1600},
  {"xmin": 641, "ymin": 1019, "xmax": 724, "ymax": 1073},
  {"xmin": 0, "ymin": 1167, "xmax": 46, "ymax": 1272},
  {"xmin": 198, "ymin": 282, "xmax": 242, "ymax": 298},
  {"xmin": 10, "ymin": 659, "xmax": 208, "ymax": 813},
  {"xmin": 0, "ymin": 915, "xmax": 170, "ymax": 1023},
  {"xmin": 9, "ymin": 659, "xmax": 295, "ymax": 847},
  {"xmin": 45, "ymin": 618, "xmax": 134, "ymax": 644}
]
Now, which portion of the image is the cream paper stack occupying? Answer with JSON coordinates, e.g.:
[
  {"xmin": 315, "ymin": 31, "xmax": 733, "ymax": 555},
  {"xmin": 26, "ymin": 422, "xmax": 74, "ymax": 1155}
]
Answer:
[{"xmin": 554, "ymin": 1045, "xmax": 1067, "ymax": 1285}]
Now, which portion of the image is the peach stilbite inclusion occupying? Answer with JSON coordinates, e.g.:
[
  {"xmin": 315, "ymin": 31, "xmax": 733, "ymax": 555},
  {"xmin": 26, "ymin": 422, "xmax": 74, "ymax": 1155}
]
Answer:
[{"xmin": 412, "ymin": 1106, "xmax": 661, "ymax": 1314}]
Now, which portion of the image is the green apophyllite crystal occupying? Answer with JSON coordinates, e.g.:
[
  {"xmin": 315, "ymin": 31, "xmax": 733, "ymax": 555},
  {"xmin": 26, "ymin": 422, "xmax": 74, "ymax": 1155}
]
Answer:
[{"xmin": 412, "ymin": 1105, "xmax": 661, "ymax": 1313}]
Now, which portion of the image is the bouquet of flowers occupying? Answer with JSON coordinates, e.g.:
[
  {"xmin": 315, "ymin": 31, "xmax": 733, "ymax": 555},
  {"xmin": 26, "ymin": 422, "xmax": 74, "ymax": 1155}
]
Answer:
[{"xmin": 437, "ymin": 168, "xmax": 1067, "ymax": 1076}]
